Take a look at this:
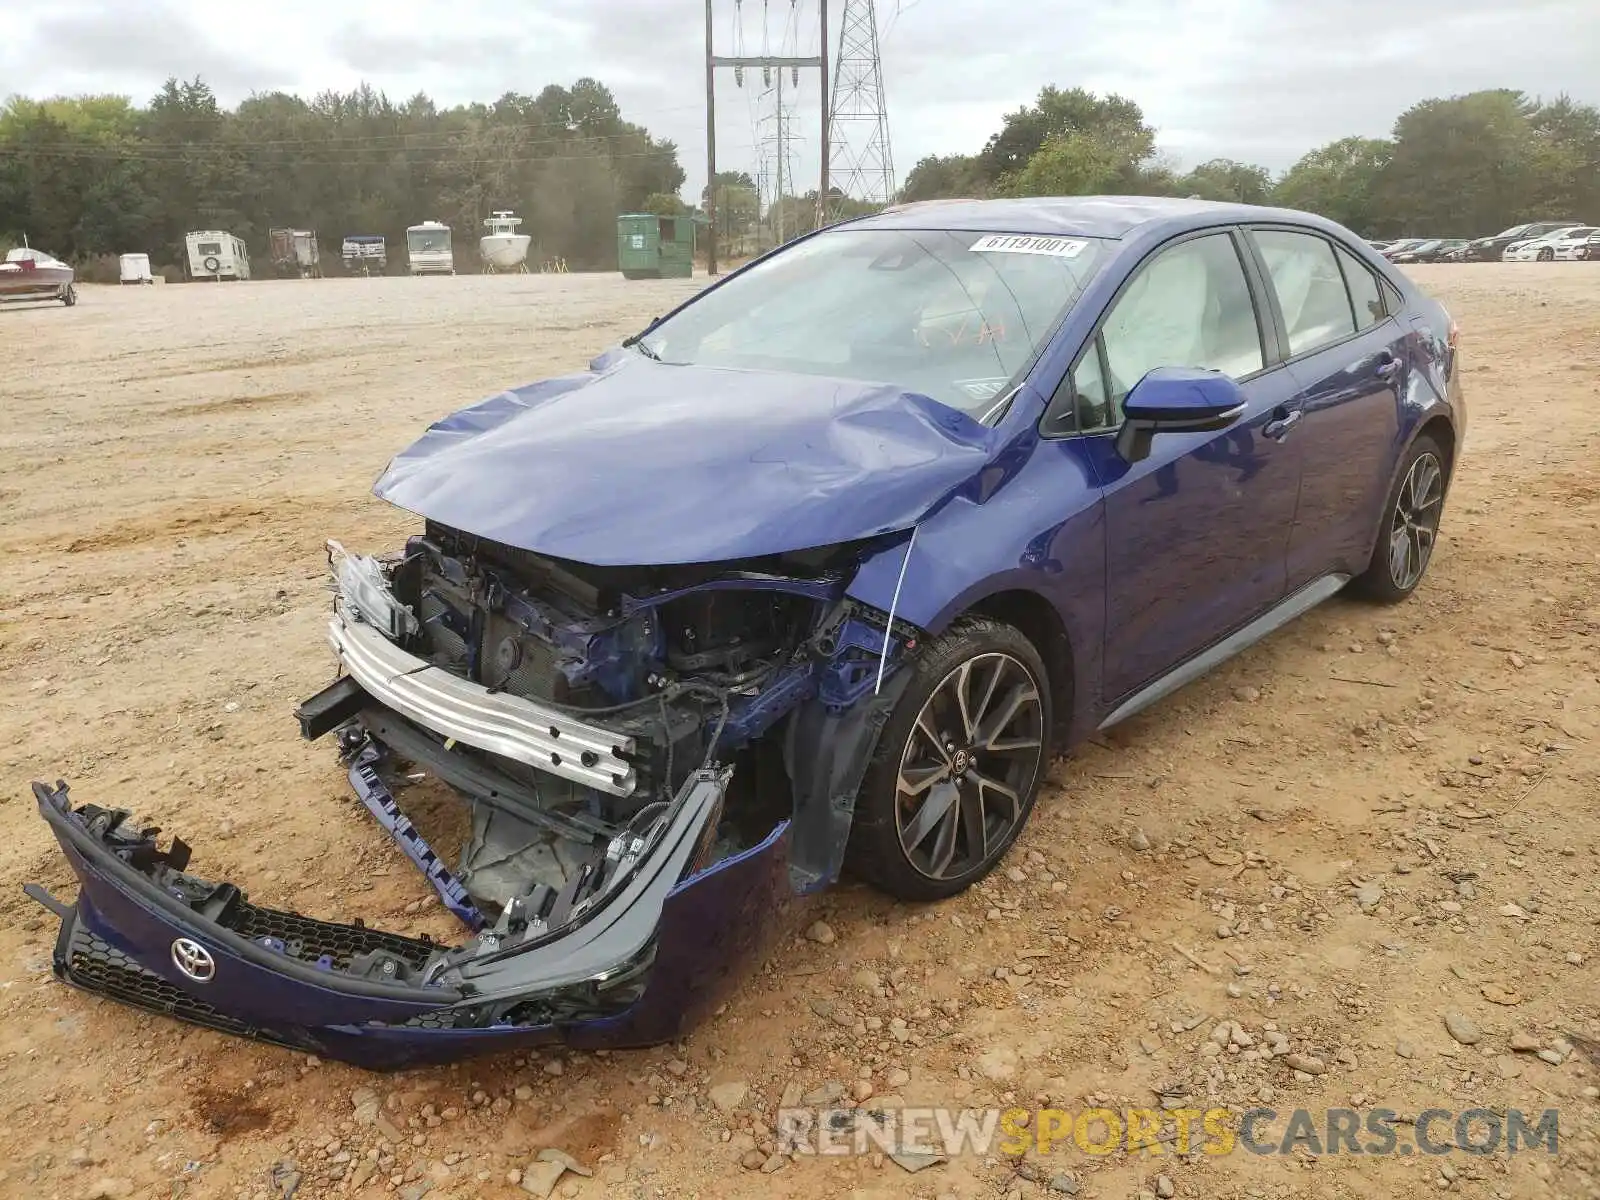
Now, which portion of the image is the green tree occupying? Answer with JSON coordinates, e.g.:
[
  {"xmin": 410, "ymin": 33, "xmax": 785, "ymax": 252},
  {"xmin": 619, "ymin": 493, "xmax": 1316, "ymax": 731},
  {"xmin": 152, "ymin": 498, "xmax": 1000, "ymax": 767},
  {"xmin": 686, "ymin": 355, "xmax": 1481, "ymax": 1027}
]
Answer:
[
  {"xmin": 979, "ymin": 87, "xmax": 1155, "ymax": 184},
  {"xmin": 1273, "ymin": 137, "xmax": 1393, "ymax": 232},
  {"xmin": 898, "ymin": 153, "xmax": 986, "ymax": 202},
  {"xmin": 1374, "ymin": 89, "xmax": 1540, "ymax": 236},
  {"xmin": 1177, "ymin": 158, "xmax": 1275, "ymax": 204}
]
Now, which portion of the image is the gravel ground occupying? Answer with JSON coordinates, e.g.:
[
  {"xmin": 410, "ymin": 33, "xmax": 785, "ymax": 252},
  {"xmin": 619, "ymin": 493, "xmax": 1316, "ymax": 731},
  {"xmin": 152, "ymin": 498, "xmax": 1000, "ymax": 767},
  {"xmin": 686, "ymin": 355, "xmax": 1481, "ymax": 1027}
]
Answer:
[{"xmin": 0, "ymin": 265, "xmax": 1596, "ymax": 1200}]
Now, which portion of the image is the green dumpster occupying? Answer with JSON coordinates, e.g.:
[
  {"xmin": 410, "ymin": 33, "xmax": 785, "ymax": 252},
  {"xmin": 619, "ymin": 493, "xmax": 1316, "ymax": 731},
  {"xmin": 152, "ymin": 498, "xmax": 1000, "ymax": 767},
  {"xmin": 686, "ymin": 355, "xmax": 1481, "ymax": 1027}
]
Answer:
[{"xmin": 617, "ymin": 213, "xmax": 695, "ymax": 279}]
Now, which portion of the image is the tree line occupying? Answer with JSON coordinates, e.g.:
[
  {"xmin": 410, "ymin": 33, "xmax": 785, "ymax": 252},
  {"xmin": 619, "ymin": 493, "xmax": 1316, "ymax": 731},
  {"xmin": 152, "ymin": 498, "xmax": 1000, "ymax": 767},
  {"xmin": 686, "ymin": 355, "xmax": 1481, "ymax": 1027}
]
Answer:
[
  {"xmin": 899, "ymin": 86, "xmax": 1600, "ymax": 238},
  {"xmin": 0, "ymin": 77, "xmax": 686, "ymax": 274}
]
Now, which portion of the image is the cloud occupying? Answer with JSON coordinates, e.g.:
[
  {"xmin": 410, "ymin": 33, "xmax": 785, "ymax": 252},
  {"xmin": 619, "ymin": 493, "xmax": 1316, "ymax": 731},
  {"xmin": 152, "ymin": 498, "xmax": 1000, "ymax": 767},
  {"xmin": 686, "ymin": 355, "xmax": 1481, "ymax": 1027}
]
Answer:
[
  {"xmin": 19, "ymin": 0, "xmax": 290, "ymax": 98},
  {"xmin": 1, "ymin": 0, "xmax": 1596, "ymax": 199}
]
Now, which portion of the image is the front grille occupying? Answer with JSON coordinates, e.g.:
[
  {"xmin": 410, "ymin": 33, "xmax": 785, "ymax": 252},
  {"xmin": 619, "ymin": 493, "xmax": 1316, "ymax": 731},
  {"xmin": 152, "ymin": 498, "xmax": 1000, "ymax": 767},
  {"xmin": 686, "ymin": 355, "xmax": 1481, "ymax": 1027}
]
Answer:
[
  {"xmin": 60, "ymin": 925, "xmax": 313, "ymax": 1050},
  {"xmin": 229, "ymin": 900, "xmax": 437, "ymax": 973}
]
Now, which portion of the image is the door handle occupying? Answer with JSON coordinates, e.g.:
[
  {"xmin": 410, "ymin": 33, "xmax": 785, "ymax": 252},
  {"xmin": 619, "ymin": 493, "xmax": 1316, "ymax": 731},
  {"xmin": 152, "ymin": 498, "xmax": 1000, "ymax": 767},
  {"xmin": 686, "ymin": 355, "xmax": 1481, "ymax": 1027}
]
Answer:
[
  {"xmin": 1263, "ymin": 409, "xmax": 1303, "ymax": 440},
  {"xmin": 1374, "ymin": 351, "xmax": 1402, "ymax": 379}
]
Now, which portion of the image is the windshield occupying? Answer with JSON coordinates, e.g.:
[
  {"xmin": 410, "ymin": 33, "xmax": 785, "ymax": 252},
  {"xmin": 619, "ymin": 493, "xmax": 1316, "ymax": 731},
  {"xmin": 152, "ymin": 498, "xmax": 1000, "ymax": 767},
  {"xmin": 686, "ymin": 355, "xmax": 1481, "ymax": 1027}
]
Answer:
[
  {"xmin": 1495, "ymin": 225, "xmax": 1531, "ymax": 238},
  {"xmin": 408, "ymin": 230, "xmax": 449, "ymax": 252},
  {"xmin": 637, "ymin": 228, "xmax": 1109, "ymax": 415}
]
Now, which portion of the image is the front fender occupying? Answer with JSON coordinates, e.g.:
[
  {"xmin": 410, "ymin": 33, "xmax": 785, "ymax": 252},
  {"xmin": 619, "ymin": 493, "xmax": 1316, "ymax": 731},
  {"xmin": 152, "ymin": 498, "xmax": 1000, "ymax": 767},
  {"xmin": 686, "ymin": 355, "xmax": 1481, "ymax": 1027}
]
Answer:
[{"xmin": 845, "ymin": 434, "xmax": 1107, "ymax": 742}]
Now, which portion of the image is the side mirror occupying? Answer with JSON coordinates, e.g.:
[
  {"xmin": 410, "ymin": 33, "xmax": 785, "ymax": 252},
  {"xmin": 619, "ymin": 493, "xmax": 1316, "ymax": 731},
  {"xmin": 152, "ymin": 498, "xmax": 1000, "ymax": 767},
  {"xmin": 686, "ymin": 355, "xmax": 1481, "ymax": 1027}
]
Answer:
[{"xmin": 1115, "ymin": 367, "xmax": 1246, "ymax": 463}]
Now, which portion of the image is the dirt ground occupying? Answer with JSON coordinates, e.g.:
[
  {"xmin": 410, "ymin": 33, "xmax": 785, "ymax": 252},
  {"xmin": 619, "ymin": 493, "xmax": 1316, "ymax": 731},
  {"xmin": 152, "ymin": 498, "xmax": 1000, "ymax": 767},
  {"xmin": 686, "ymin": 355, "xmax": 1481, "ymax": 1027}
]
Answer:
[{"xmin": 0, "ymin": 265, "xmax": 1596, "ymax": 1200}]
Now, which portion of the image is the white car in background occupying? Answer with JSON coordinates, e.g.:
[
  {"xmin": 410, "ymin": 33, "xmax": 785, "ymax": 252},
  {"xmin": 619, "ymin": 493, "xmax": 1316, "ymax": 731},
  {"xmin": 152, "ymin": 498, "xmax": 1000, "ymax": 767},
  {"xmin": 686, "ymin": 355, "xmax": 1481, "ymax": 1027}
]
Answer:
[{"xmin": 1502, "ymin": 226, "xmax": 1591, "ymax": 262}]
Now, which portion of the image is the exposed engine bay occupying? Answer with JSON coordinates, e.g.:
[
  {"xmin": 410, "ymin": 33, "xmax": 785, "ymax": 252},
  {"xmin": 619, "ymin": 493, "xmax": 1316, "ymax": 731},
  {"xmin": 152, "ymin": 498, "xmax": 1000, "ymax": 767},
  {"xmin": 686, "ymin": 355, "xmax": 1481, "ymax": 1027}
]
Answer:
[{"xmin": 301, "ymin": 523, "xmax": 914, "ymax": 952}]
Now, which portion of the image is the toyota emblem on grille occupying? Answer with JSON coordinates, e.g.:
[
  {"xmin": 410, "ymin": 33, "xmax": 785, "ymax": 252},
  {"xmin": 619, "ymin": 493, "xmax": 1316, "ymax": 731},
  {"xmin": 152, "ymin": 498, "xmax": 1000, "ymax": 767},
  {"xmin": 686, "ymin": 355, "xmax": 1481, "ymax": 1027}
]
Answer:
[{"xmin": 171, "ymin": 938, "xmax": 215, "ymax": 982}]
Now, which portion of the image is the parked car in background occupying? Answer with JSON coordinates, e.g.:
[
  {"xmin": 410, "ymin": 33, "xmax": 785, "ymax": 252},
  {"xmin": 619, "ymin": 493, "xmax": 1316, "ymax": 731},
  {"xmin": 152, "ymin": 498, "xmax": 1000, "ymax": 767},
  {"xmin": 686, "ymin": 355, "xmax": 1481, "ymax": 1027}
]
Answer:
[
  {"xmin": 1584, "ymin": 231, "xmax": 1600, "ymax": 261},
  {"xmin": 1367, "ymin": 239, "xmax": 1395, "ymax": 252},
  {"xmin": 1392, "ymin": 239, "xmax": 1469, "ymax": 264},
  {"xmin": 32, "ymin": 196, "xmax": 1466, "ymax": 1068},
  {"xmin": 1502, "ymin": 226, "xmax": 1589, "ymax": 261},
  {"xmin": 1547, "ymin": 227, "xmax": 1598, "ymax": 261},
  {"xmin": 1380, "ymin": 239, "xmax": 1427, "ymax": 259},
  {"xmin": 1464, "ymin": 221, "xmax": 1585, "ymax": 261}
]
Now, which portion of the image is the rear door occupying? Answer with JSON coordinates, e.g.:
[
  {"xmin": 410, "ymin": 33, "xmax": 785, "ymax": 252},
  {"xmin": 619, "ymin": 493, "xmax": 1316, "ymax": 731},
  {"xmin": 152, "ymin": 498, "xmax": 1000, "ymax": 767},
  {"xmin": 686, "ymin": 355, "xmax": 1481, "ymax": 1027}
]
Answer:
[
  {"xmin": 1064, "ymin": 229, "xmax": 1304, "ymax": 702},
  {"xmin": 1244, "ymin": 227, "xmax": 1410, "ymax": 588}
]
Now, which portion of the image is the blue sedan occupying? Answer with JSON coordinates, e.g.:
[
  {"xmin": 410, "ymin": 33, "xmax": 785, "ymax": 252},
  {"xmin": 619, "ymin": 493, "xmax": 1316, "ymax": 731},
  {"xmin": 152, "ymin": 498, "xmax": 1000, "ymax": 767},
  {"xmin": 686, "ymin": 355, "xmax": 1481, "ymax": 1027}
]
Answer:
[{"xmin": 31, "ymin": 196, "xmax": 1464, "ymax": 1067}]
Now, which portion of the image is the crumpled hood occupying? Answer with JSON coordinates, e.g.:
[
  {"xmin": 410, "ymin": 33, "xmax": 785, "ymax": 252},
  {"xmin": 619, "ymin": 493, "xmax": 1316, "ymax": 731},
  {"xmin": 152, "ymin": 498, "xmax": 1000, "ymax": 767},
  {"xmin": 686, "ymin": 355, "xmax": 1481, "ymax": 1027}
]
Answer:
[{"xmin": 373, "ymin": 353, "xmax": 997, "ymax": 565}]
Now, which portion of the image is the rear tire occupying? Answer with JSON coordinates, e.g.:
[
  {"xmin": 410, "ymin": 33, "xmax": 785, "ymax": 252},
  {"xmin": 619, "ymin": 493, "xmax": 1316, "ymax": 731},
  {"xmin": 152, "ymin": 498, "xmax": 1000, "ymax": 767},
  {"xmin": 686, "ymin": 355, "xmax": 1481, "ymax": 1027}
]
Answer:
[
  {"xmin": 847, "ymin": 617, "xmax": 1053, "ymax": 901},
  {"xmin": 1350, "ymin": 434, "xmax": 1448, "ymax": 604}
]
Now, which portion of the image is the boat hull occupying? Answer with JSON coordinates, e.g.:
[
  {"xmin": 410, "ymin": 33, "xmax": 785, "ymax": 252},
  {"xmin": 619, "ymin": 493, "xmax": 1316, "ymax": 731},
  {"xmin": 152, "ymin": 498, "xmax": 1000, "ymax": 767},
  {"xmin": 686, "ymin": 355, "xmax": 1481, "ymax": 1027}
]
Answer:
[
  {"xmin": 0, "ymin": 263, "xmax": 74, "ymax": 298},
  {"xmin": 480, "ymin": 234, "xmax": 531, "ymax": 270}
]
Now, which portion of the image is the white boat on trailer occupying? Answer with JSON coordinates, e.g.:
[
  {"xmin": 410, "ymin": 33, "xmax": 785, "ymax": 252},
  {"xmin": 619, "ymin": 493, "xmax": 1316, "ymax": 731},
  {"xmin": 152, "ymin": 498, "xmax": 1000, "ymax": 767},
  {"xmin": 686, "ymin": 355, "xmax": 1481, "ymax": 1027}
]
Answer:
[
  {"xmin": 0, "ymin": 242, "xmax": 76, "ymax": 307},
  {"xmin": 480, "ymin": 211, "xmax": 531, "ymax": 273}
]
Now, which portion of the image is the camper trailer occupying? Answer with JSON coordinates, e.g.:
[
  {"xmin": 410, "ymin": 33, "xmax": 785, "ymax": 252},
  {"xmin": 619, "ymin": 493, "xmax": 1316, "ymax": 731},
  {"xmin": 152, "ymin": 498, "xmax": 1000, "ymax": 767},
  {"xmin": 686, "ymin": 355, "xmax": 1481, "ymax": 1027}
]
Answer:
[
  {"xmin": 406, "ymin": 221, "xmax": 454, "ymax": 275},
  {"xmin": 185, "ymin": 231, "xmax": 250, "ymax": 281},
  {"xmin": 119, "ymin": 253, "xmax": 154, "ymax": 284}
]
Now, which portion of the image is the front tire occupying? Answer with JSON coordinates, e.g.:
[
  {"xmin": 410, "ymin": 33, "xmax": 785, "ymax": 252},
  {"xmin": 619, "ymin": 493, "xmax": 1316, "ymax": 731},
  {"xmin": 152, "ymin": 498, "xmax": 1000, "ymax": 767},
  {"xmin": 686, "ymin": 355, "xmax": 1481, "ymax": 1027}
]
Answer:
[
  {"xmin": 1350, "ymin": 435, "xmax": 1448, "ymax": 604},
  {"xmin": 847, "ymin": 617, "xmax": 1053, "ymax": 901}
]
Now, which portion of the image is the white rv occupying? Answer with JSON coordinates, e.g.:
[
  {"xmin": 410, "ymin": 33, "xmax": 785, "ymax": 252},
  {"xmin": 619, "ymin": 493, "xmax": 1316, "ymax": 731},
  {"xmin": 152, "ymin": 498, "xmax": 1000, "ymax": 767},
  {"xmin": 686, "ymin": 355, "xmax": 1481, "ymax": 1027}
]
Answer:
[
  {"xmin": 406, "ymin": 221, "xmax": 454, "ymax": 275},
  {"xmin": 185, "ymin": 231, "xmax": 251, "ymax": 281}
]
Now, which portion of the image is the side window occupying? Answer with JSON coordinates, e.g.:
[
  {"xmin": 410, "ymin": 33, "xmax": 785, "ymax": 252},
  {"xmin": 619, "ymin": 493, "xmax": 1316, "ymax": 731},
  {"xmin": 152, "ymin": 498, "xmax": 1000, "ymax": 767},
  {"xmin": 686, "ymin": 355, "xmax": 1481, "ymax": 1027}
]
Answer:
[
  {"xmin": 1069, "ymin": 346, "xmax": 1110, "ymax": 432},
  {"xmin": 1335, "ymin": 245, "xmax": 1385, "ymax": 330},
  {"xmin": 1254, "ymin": 229, "xmax": 1358, "ymax": 355},
  {"xmin": 1095, "ymin": 233, "xmax": 1264, "ymax": 424}
]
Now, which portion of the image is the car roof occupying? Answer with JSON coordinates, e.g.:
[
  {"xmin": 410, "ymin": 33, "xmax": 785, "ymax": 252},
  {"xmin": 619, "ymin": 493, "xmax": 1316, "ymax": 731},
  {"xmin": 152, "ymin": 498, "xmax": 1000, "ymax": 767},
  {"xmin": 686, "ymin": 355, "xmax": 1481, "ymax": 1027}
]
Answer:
[{"xmin": 850, "ymin": 195, "xmax": 1342, "ymax": 240}]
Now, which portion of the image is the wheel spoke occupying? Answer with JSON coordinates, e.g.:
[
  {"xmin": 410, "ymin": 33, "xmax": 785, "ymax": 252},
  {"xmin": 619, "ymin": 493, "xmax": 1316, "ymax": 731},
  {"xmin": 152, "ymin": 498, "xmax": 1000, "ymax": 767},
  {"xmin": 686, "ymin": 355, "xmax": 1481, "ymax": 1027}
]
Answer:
[
  {"xmin": 970, "ymin": 768, "xmax": 1020, "ymax": 822},
  {"xmin": 971, "ymin": 657, "xmax": 1005, "ymax": 736},
  {"xmin": 959, "ymin": 783, "xmax": 989, "ymax": 863},
  {"xmin": 1389, "ymin": 523, "xmax": 1412, "ymax": 585},
  {"xmin": 975, "ymin": 682, "xmax": 1039, "ymax": 750},
  {"xmin": 915, "ymin": 713, "xmax": 953, "ymax": 767},
  {"xmin": 901, "ymin": 779, "xmax": 960, "ymax": 853},
  {"xmin": 952, "ymin": 660, "xmax": 977, "ymax": 741},
  {"xmin": 986, "ymin": 736, "xmax": 1043, "ymax": 755},
  {"xmin": 926, "ymin": 787, "xmax": 962, "ymax": 876},
  {"xmin": 1414, "ymin": 457, "xmax": 1442, "ymax": 509},
  {"xmin": 899, "ymin": 762, "xmax": 947, "ymax": 797}
]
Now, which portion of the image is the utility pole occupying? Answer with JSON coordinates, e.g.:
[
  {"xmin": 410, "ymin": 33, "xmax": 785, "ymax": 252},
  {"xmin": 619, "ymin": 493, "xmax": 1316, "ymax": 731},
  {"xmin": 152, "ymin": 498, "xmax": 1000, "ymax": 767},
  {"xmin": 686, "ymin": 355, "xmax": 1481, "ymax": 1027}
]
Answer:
[
  {"xmin": 704, "ymin": 0, "xmax": 718, "ymax": 275},
  {"xmin": 704, "ymin": 0, "xmax": 825, "ymax": 267}
]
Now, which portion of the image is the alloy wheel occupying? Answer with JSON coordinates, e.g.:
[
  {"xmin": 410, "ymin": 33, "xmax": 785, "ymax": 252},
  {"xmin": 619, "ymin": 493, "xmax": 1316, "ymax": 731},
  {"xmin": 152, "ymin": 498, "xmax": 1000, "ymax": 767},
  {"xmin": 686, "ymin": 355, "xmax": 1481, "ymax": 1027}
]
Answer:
[
  {"xmin": 1388, "ymin": 452, "xmax": 1444, "ymax": 591},
  {"xmin": 894, "ymin": 652, "xmax": 1045, "ymax": 881}
]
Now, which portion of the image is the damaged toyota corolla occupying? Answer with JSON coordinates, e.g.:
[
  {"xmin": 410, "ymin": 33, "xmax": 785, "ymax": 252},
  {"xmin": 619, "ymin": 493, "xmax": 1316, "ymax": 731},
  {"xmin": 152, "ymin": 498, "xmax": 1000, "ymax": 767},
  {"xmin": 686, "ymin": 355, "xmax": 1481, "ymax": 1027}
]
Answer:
[{"xmin": 30, "ymin": 197, "xmax": 1463, "ymax": 1068}]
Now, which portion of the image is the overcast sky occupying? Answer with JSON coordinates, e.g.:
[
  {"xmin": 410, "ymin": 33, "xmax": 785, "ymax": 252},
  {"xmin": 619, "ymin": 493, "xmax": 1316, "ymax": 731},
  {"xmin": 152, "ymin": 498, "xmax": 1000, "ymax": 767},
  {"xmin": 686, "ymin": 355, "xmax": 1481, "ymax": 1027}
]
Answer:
[{"xmin": 4, "ymin": 0, "xmax": 1597, "ymax": 201}]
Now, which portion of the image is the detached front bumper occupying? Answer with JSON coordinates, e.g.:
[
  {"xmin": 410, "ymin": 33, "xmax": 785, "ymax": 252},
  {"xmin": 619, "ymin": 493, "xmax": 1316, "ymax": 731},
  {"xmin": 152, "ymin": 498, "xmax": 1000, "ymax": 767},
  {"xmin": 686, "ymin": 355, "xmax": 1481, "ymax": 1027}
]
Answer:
[{"xmin": 29, "ymin": 768, "xmax": 794, "ymax": 1069}]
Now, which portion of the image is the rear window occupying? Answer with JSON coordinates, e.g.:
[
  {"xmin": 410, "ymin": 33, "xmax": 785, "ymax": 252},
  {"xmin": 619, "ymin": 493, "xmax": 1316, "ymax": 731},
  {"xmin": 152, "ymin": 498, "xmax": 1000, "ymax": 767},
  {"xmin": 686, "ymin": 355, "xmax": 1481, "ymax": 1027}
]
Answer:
[
  {"xmin": 197, "ymin": 242, "xmax": 221, "ymax": 255},
  {"xmin": 1335, "ymin": 245, "xmax": 1385, "ymax": 331}
]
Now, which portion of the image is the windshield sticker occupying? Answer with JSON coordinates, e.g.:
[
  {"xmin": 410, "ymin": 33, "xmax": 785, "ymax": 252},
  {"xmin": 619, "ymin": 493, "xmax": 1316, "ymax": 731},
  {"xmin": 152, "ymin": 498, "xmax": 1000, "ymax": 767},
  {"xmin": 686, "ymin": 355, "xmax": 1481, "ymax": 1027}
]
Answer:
[
  {"xmin": 956, "ymin": 378, "xmax": 1009, "ymax": 401},
  {"xmin": 970, "ymin": 234, "xmax": 1087, "ymax": 258}
]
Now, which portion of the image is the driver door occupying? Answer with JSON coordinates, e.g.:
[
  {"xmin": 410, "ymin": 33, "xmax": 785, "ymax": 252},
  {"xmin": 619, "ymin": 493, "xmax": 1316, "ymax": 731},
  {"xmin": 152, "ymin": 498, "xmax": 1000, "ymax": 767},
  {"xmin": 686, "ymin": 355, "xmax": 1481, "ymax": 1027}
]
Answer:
[{"xmin": 1070, "ymin": 229, "xmax": 1304, "ymax": 703}]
